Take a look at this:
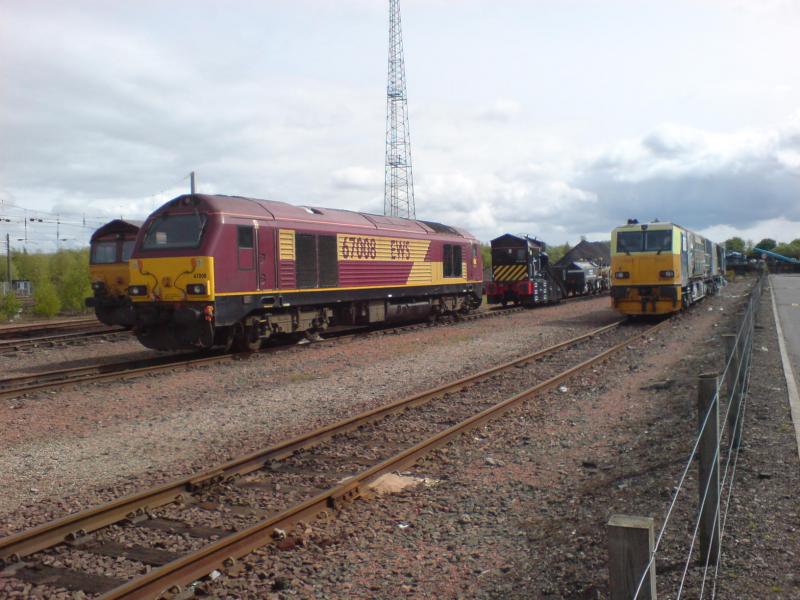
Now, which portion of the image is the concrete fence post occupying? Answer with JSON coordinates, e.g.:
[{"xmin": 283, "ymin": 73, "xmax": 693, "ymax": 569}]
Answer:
[
  {"xmin": 697, "ymin": 373, "xmax": 720, "ymax": 566},
  {"xmin": 607, "ymin": 515, "xmax": 656, "ymax": 600}
]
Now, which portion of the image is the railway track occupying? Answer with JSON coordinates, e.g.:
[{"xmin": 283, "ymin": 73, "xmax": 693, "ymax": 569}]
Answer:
[
  {"xmin": 0, "ymin": 317, "xmax": 102, "ymax": 339},
  {"xmin": 0, "ymin": 305, "xmax": 528, "ymax": 401},
  {"xmin": 0, "ymin": 316, "xmax": 667, "ymax": 599},
  {"xmin": 0, "ymin": 327, "xmax": 129, "ymax": 355}
]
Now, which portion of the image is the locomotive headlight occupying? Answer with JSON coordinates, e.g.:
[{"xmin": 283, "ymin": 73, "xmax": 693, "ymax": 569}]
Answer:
[
  {"xmin": 659, "ymin": 270, "xmax": 675, "ymax": 278},
  {"xmin": 91, "ymin": 282, "xmax": 106, "ymax": 291},
  {"xmin": 186, "ymin": 284, "xmax": 207, "ymax": 295},
  {"xmin": 614, "ymin": 271, "xmax": 630, "ymax": 279},
  {"xmin": 128, "ymin": 285, "xmax": 148, "ymax": 296}
]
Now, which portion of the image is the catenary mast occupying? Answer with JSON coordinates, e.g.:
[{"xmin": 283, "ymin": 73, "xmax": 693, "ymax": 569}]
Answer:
[{"xmin": 384, "ymin": 0, "xmax": 415, "ymax": 219}]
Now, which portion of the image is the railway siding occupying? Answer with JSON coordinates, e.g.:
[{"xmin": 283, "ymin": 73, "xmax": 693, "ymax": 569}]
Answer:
[
  {"xmin": 0, "ymin": 317, "xmax": 656, "ymax": 597},
  {"xmin": 0, "ymin": 297, "xmax": 616, "ymax": 520},
  {"xmin": 190, "ymin": 278, "xmax": 763, "ymax": 598}
]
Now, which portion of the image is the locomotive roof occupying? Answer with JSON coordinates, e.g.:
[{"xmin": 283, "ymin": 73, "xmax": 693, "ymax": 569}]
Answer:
[
  {"xmin": 614, "ymin": 221, "xmax": 678, "ymax": 230},
  {"xmin": 90, "ymin": 219, "xmax": 143, "ymax": 241},
  {"xmin": 490, "ymin": 233, "xmax": 546, "ymax": 248},
  {"xmin": 613, "ymin": 220, "xmax": 721, "ymax": 245},
  {"xmin": 157, "ymin": 194, "xmax": 476, "ymax": 240}
]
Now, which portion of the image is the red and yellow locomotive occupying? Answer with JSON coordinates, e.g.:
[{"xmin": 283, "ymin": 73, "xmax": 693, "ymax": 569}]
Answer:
[
  {"xmin": 128, "ymin": 194, "xmax": 484, "ymax": 351},
  {"xmin": 86, "ymin": 219, "xmax": 141, "ymax": 327}
]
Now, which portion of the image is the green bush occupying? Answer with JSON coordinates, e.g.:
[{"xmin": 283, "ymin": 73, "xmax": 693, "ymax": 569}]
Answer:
[
  {"xmin": 34, "ymin": 280, "xmax": 62, "ymax": 317},
  {"xmin": 58, "ymin": 252, "xmax": 91, "ymax": 312},
  {"xmin": 0, "ymin": 292, "xmax": 21, "ymax": 321},
  {"xmin": 13, "ymin": 248, "xmax": 92, "ymax": 317}
]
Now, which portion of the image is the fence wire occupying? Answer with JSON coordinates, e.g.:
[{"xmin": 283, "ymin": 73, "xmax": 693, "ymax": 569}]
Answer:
[{"xmin": 631, "ymin": 272, "xmax": 765, "ymax": 599}]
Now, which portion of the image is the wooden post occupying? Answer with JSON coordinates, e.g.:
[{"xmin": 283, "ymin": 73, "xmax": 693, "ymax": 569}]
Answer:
[
  {"xmin": 607, "ymin": 515, "xmax": 656, "ymax": 600},
  {"xmin": 722, "ymin": 334, "xmax": 741, "ymax": 449},
  {"xmin": 697, "ymin": 373, "xmax": 720, "ymax": 566}
]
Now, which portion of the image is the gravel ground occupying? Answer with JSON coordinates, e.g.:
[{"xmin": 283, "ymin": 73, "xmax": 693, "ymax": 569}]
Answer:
[
  {"xmin": 0, "ymin": 296, "xmax": 616, "ymax": 527},
  {"xmin": 6, "ymin": 279, "xmax": 794, "ymax": 600},
  {"xmin": 187, "ymin": 277, "xmax": 789, "ymax": 599}
]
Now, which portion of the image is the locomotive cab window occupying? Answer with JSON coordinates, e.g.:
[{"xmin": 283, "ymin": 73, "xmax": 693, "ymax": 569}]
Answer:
[
  {"xmin": 142, "ymin": 213, "xmax": 207, "ymax": 250},
  {"xmin": 616, "ymin": 231, "xmax": 644, "ymax": 253},
  {"xmin": 237, "ymin": 226, "xmax": 255, "ymax": 270},
  {"xmin": 121, "ymin": 240, "xmax": 135, "ymax": 262},
  {"xmin": 443, "ymin": 244, "xmax": 463, "ymax": 278},
  {"xmin": 492, "ymin": 247, "xmax": 526, "ymax": 264},
  {"xmin": 645, "ymin": 230, "xmax": 672, "ymax": 253},
  {"xmin": 91, "ymin": 241, "xmax": 117, "ymax": 264}
]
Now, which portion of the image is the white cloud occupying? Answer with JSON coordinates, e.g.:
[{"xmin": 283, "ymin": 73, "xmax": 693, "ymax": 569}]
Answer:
[
  {"xmin": 476, "ymin": 98, "xmax": 522, "ymax": 122},
  {"xmin": 331, "ymin": 167, "xmax": 384, "ymax": 190}
]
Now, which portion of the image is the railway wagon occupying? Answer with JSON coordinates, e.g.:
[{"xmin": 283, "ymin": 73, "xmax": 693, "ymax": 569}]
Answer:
[
  {"xmin": 85, "ymin": 219, "xmax": 141, "ymax": 326},
  {"xmin": 556, "ymin": 260, "xmax": 607, "ymax": 296},
  {"xmin": 485, "ymin": 233, "xmax": 565, "ymax": 306},
  {"xmin": 128, "ymin": 194, "xmax": 484, "ymax": 351},
  {"xmin": 611, "ymin": 219, "xmax": 725, "ymax": 316}
]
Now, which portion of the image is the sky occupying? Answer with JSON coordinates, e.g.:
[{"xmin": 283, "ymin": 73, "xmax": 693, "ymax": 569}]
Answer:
[{"xmin": 0, "ymin": 0, "xmax": 799, "ymax": 252}]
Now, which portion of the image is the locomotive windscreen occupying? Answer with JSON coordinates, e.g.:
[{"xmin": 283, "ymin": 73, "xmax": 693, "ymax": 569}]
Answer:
[
  {"xmin": 91, "ymin": 242, "xmax": 117, "ymax": 264},
  {"xmin": 492, "ymin": 247, "xmax": 527, "ymax": 264},
  {"xmin": 142, "ymin": 213, "xmax": 207, "ymax": 250},
  {"xmin": 617, "ymin": 230, "xmax": 672, "ymax": 253}
]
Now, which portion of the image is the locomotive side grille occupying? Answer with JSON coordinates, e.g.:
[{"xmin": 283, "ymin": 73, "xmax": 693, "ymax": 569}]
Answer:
[
  {"xmin": 318, "ymin": 235, "xmax": 339, "ymax": 288},
  {"xmin": 493, "ymin": 264, "xmax": 527, "ymax": 281},
  {"xmin": 295, "ymin": 233, "xmax": 317, "ymax": 289}
]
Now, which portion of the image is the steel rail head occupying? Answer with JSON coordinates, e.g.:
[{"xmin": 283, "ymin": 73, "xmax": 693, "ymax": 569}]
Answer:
[{"xmin": 0, "ymin": 317, "xmax": 99, "ymax": 336}]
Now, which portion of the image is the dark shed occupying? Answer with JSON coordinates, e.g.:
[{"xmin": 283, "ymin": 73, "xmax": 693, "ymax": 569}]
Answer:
[{"xmin": 554, "ymin": 240, "xmax": 610, "ymax": 267}]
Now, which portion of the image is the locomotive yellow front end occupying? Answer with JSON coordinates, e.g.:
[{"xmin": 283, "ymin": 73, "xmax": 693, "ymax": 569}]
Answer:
[
  {"xmin": 127, "ymin": 202, "xmax": 220, "ymax": 350},
  {"xmin": 128, "ymin": 255, "xmax": 216, "ymax": 349},
  {"xmin": 86, "ymin": 219, "xmax": 141, "ymax": 327},
  {"xmin": 610, "ymin": 222, "xmax": 682, "ymax": 316}
]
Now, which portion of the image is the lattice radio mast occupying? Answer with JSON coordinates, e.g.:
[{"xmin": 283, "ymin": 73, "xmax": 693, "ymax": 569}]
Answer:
[{"xmin": 384, "ymin": 0, "xmax": 415, "ymax": 219}]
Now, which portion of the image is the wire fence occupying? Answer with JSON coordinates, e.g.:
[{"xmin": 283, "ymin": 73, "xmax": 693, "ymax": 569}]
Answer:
[{"xmin": 609, "ymin": 271, "xmax": 766, "ymax": 600}]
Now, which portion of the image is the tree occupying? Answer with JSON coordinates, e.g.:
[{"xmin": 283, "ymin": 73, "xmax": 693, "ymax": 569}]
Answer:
[
  {"xmin": 775, "ymin": 240, "xmax": 800, "ymax": 259},
  {"xmin": 34, "ymin": 280, "xmax": 61, "ymax": 317},
  {"xmin": 546, "ymin": 242, "xmax": 571, "ymax": 264},
  {"xmin": 0, "ymin": 292, "xmax": 21, "ymax": 321},
  {"xmin": 755, "ymin": 238, "xmax": 777, "ymax": 252},
  {"xmin": 723, "ymin": 237, "xmax": 746, "ymax": 253},
  {"xmin": 480, "ymin": 243, "xmax": 492, "ymax": 267},
  {"xmin": 46, "ymin": 249, "xmax": 92, "ymax": 313}
]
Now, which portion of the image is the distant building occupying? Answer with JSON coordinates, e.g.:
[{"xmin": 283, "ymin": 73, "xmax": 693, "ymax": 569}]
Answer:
[{"xmin": 0, "ymin": 280, "xmax": 32, "ymax": 297}]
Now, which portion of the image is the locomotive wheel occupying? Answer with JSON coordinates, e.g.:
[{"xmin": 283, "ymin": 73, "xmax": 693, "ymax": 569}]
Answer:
[
  {"xmin": 232, "ymin": 324, "xmax": 261, "ymax": 352},
  {"xmin": 214, "ymin": 326, "xmax": 235, "ymax": 353}
]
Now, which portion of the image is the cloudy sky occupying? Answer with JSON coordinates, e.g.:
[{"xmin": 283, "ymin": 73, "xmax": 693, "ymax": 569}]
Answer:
[{"xmin": 1, "ymin": 0, "xmax": 798, "ymax": 250}]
